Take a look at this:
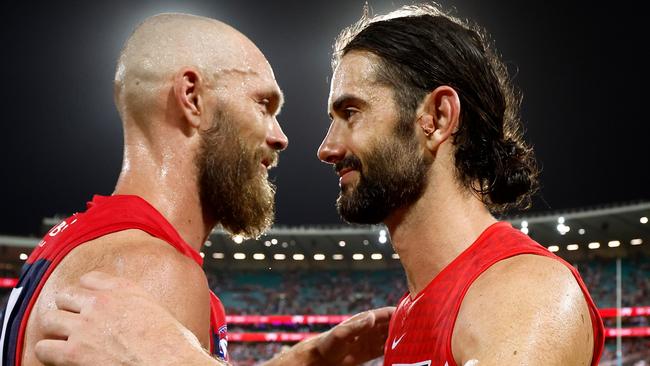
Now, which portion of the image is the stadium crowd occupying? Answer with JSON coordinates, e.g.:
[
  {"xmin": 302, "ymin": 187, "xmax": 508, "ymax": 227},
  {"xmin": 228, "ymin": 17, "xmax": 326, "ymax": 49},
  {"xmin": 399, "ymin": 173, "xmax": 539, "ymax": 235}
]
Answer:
[{"xmin": 1, "ymin": 255, "xmax": 648, "ymax": 365}]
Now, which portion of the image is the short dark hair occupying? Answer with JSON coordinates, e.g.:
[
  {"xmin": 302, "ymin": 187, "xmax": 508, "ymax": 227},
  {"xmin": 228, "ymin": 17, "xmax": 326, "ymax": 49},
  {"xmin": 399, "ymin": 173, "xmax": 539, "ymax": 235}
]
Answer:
[{"xmin": 333, "ymin": 4, "xmax": 539, "ymax": 213}]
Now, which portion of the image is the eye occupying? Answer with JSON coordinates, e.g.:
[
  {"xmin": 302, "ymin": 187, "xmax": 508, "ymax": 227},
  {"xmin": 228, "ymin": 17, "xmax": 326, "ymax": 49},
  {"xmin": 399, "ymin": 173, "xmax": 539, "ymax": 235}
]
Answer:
[
  {"xmin": 257, "ymin": 98, "xmax": 270, "ymax": 114},
  {"xmin": 343, "ymin": 107, "xmax": 359, "ymax": 120},
  {"xmin": 258, "ymin": 98, "xmax": 270, "ymax": 107}
]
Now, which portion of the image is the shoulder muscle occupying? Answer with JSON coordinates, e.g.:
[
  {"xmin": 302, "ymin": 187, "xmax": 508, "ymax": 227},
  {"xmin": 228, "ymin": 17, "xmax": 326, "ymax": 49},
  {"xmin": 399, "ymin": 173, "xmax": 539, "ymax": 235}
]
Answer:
[
  {"xmin": 452, "ymin": 254, "xmax": 594, "ymax": 366},
  {"xmin": 33, "ymin": 229, "xmax": 210, "ymax": 347}
]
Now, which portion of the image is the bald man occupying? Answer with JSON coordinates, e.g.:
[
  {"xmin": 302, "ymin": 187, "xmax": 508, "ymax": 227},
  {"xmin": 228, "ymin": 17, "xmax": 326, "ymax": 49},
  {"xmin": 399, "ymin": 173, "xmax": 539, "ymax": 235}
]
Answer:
[{"xmin": 0, "ymin": 13, "xmax": 391, "ymax": 366}]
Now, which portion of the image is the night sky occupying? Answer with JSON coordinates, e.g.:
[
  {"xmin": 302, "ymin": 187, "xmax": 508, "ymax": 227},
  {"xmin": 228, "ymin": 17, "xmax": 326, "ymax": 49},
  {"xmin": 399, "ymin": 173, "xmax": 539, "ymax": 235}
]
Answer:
[{"xmin": 1, "ymin": 0, "xmax": 648, "ymax": 236}]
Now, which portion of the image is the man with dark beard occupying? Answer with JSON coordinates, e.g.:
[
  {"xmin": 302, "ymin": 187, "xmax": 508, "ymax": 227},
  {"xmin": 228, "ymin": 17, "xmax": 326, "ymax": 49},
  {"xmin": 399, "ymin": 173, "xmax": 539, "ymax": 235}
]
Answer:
[
  {"xmin": 318, "ymin": 5, "xmax": 604, "ymax": 366},
  {"xmin": 1, "ymin": 12, "xmax": 392, "ymax": 366}
]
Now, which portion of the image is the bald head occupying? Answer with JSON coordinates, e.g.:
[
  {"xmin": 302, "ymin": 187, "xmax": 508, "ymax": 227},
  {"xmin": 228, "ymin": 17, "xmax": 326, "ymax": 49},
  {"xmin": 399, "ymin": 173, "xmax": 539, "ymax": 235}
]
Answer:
[{"xmin": 115, "ymin": 13, "xmax": 268, "ymax": 123}]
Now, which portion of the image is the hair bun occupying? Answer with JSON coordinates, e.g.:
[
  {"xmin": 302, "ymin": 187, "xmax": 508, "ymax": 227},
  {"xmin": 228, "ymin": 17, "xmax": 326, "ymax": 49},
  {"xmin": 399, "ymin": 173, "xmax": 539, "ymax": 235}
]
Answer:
[{"xmin": 489, "ymin": 139, "xmax": 538, "ymax": 208}]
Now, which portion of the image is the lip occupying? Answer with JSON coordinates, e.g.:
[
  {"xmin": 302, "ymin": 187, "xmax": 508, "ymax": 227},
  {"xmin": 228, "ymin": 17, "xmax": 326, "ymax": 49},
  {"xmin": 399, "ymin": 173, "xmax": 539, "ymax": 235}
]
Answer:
[
  {"xmin": 338, "ymin": 169, "xmax": 358, "ymax": 187},
  {"xmin": 337, "ymin": 167, "xmax": 353, "ymax": 178}
]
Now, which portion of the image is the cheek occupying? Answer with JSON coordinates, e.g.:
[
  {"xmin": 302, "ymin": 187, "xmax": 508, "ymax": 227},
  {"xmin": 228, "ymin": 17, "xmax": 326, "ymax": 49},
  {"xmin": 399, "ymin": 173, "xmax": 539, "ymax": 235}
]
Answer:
[
  {"xmin": 229, "ymin": 111, "xmax": 267, "ymax": 141},
  {"xmin": 243, "ymin": 123, "xmax": 268, "ymax": 147}
]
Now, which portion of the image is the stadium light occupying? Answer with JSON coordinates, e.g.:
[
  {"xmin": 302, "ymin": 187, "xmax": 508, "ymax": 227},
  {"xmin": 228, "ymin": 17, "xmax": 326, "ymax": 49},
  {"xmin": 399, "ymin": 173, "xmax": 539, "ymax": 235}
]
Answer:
[
  {"xmin": 371, "ymin": 253, "xmax": 383, "ymax": 260},
  {"xmin": 631, "ymin": 239, "xmax": 643, "ymax": 245},
  {"xmin": 332, "ymin": 254, "xmax": 344, "ymax": 260},
  {"xmin": 233, "ymin": 235, "xmax": 244, "ymax": 244},
  {"xmin": 641, "ymin": 217, "xmax": 648, "ymax": 224},
  {"xmin": 588, "ymin": 242, "xmax": 600, "ymax": 249},
  {"xmin": 19, "ymin": 253, "xmax": 28, "ymax": 260},
  {"xmin": 556, "ymin": 223, "xmax": 570, "ymax": 235},
  {"xmin": 338, "ymin": 241, "xmax": 346, "ymax": 247},
  {"xmin": 548, "ymin": 245, "xmax": 559, "ymax": 252},
  {"xmin": 567, "ymin": 244, "xmax": 579, "ymax": 251},
  {"xmin": 607, "ymin": 240, "xmax": 620, "ymax": 248},
  {"xmin": 274, "ymin": 254, "xmax": 286, "ymax": 260},
  {"xmin": 253, "ymin": 253, "xmax": 265, "ymax": 260},
  {"xmin": 212, "ymin": 252, "xmax": 225, "ymax": 259},
  {"xmin": 234, "ymin": 253, "xmax": 246, "ymax": 260},
  {"xmin": 293, "ymin": 254, "xmax": 305, "ymax": 261},
  {"xmin": 314, "ymin": 254, "xmax": 325, "ymax": 261},
  {"xmin": 352, "ymin": 253, "xmax": 364, "ymax": 260}
]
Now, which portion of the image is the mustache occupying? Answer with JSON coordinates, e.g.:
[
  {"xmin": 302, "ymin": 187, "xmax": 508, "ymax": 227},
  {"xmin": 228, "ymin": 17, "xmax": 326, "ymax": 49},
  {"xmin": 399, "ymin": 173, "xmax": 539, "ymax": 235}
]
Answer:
[{"xmin": 334, "ymin": 155, "xmax": 362, "ymax": 174}]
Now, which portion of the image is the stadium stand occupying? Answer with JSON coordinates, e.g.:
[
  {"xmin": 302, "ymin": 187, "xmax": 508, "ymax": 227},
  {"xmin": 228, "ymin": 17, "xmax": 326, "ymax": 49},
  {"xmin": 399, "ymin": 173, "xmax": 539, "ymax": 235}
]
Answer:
[{"xmin": 1, "ymin": 201, "xmax": 648, "ymax": 365}]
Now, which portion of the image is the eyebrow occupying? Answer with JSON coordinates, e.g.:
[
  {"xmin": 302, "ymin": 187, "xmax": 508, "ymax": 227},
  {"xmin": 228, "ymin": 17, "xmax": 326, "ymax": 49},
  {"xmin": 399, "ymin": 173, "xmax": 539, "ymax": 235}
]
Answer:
[
  {"xmin": 260, "ymin": 89, "xmax": 285, "ymax": 116},
  {"xmin": 329, "ymin": 94, "xmax": 367, "ymax": 117}
]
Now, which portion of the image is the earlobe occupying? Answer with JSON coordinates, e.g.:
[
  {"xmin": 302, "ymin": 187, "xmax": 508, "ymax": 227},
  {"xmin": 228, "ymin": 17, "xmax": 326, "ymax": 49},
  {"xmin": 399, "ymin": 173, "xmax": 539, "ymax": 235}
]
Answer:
[{"xmin": 173, "ymin": 68, "xmax": 203, "ymax": 129}]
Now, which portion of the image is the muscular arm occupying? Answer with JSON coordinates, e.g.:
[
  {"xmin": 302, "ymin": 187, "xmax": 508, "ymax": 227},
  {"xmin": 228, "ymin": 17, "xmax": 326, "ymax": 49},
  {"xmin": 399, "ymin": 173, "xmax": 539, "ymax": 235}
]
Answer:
[
  {"xmin": 34, "ymin": 271, "xmax": 394, "ymax": 366},
  {"xmin": 24, "ymin": 229, "xmax": 211, "ymax": 365},
  {"xmin": 452, "ymin": 255, "xmax": 595, "ymax": 366}
]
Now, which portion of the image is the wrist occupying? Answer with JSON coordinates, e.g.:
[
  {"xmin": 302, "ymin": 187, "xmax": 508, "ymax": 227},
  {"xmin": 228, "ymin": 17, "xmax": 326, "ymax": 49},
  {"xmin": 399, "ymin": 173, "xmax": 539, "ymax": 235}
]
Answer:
[
  {"xmin": 166, "ymin": 325, "xmax": 223, "ymax": 366},
  {"xmin": 183, "ymin": 348, "xmax": 224, "ymax": 366}
]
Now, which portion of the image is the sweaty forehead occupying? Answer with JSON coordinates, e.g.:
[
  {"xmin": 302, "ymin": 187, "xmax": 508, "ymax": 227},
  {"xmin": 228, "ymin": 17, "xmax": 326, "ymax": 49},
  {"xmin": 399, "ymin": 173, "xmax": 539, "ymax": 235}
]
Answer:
[
  {"xmin": 329, "ymin": 51, "xmax": 381, "ymax": 103},
  {"xmin": 213, "ymin": 61, "xmax": 279, "ymax": 93}
]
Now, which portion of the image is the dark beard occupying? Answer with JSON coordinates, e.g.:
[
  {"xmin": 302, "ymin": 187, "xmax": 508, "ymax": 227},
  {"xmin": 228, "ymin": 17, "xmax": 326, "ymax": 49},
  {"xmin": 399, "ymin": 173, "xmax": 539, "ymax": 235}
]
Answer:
[
  {"xmin": 336, "ymin": 124, "xmax": 430, "ymax": 224},
  {"xmin": 196, "ymin": 112, "xmax": 276, "ymax": 239}
]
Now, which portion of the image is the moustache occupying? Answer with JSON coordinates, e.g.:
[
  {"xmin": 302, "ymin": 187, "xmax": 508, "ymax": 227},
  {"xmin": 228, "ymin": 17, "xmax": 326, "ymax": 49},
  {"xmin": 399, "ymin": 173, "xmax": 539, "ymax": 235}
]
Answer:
[{"xmin": 334, "ymin": 155, "xmax": 362, "ymax": 175}]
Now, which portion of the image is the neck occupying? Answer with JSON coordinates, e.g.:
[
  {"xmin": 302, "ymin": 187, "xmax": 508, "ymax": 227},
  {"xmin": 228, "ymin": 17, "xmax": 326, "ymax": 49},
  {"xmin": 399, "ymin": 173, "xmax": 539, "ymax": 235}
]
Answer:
[
  {"xmin": 113, "ymin": 133, "xmax": 214, "ymax": 252},
  {"xmin": 385, "ymin": 179, "xmax": 496, "ymax": 298}
]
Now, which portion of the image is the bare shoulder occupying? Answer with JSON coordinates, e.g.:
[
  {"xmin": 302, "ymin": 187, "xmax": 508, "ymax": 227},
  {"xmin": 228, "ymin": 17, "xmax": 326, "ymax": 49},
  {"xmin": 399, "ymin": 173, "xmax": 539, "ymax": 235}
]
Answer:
[
  {"xmin": 452, "ymin": 254, "xmax": 594, "ymax": 366},
  {"xmin": 27, "ymin": 229, "xmax": 210, "ymax": 354},
  {"xmin": 46, "ymin": 229, "xmax": 208, "ymax": 301}
]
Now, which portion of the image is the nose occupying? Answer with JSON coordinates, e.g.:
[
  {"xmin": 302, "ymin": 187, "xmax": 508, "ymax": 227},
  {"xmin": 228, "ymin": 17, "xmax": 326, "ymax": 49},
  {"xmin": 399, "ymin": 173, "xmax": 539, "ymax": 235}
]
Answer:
[
  {"xmin": 267, "ymin": 118, "xmax": 288, "ymax": 151},
  {"xmin": 317, "ymin": 121, "xmax": 346, "ymax": 164}
]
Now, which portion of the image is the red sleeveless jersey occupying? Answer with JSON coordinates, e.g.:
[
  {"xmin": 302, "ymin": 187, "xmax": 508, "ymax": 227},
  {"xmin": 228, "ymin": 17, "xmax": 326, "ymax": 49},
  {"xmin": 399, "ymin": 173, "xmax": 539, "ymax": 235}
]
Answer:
[
  {"xmin": 0, "ymin": 195, "xmax": 229, "ymax": 365},
  {"xmin": 383, "ymin": 222, "xmax": 604, "ymax": 366}
]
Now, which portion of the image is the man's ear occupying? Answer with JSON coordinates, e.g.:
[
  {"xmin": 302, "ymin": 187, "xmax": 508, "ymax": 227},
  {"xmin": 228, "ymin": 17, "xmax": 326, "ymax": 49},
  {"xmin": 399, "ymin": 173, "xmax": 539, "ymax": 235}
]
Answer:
[
  {"xmin": 417, "ymin": 85, "xmax": 460, "ymax": 153},
  {"xmin": 173, "ymin": 68, "xmax": 204, "ymax": 129}
]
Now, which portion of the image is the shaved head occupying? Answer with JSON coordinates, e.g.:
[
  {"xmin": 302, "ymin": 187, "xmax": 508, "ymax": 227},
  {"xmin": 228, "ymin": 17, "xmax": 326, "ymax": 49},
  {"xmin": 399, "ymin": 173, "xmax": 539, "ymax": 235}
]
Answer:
[
  {"xmin": 112, "ymin": 13, "xmax": 284, "ymax": 240},
  {"xmin": 114, "ymin": 13, "xmax": 268, "ymax": 123}
]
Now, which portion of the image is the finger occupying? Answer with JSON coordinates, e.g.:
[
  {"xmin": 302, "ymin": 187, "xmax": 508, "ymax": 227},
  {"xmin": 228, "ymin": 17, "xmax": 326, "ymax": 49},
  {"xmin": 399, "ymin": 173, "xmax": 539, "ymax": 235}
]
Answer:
[
  {"xmin": 339, "ymin": 310, "xmax": 373, "ymax": 327},
  {"xmin": 369, "ymin": 306, "xmax": 395, "ymax": 323},
  {"xmin": 55, "ymin": 286, "xmax": 98, "ymax": 313},
  {"xmin": 41, "ymin": 309, "xmax": 80, "ymax": 339},
  {"xmin": 34, "ymin": 339, "xmax": 72, "ymax": 366},
  {"xmin": 79, "ymin": 271, "xmax": 126, "ymax": 291},
  {"xmin": 322, "ymin": 312, "xmax": 376, "ymax": 357},
  {"xmin": 336, "ymin": 311, "xmax": 375, "ymax": 338}
]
